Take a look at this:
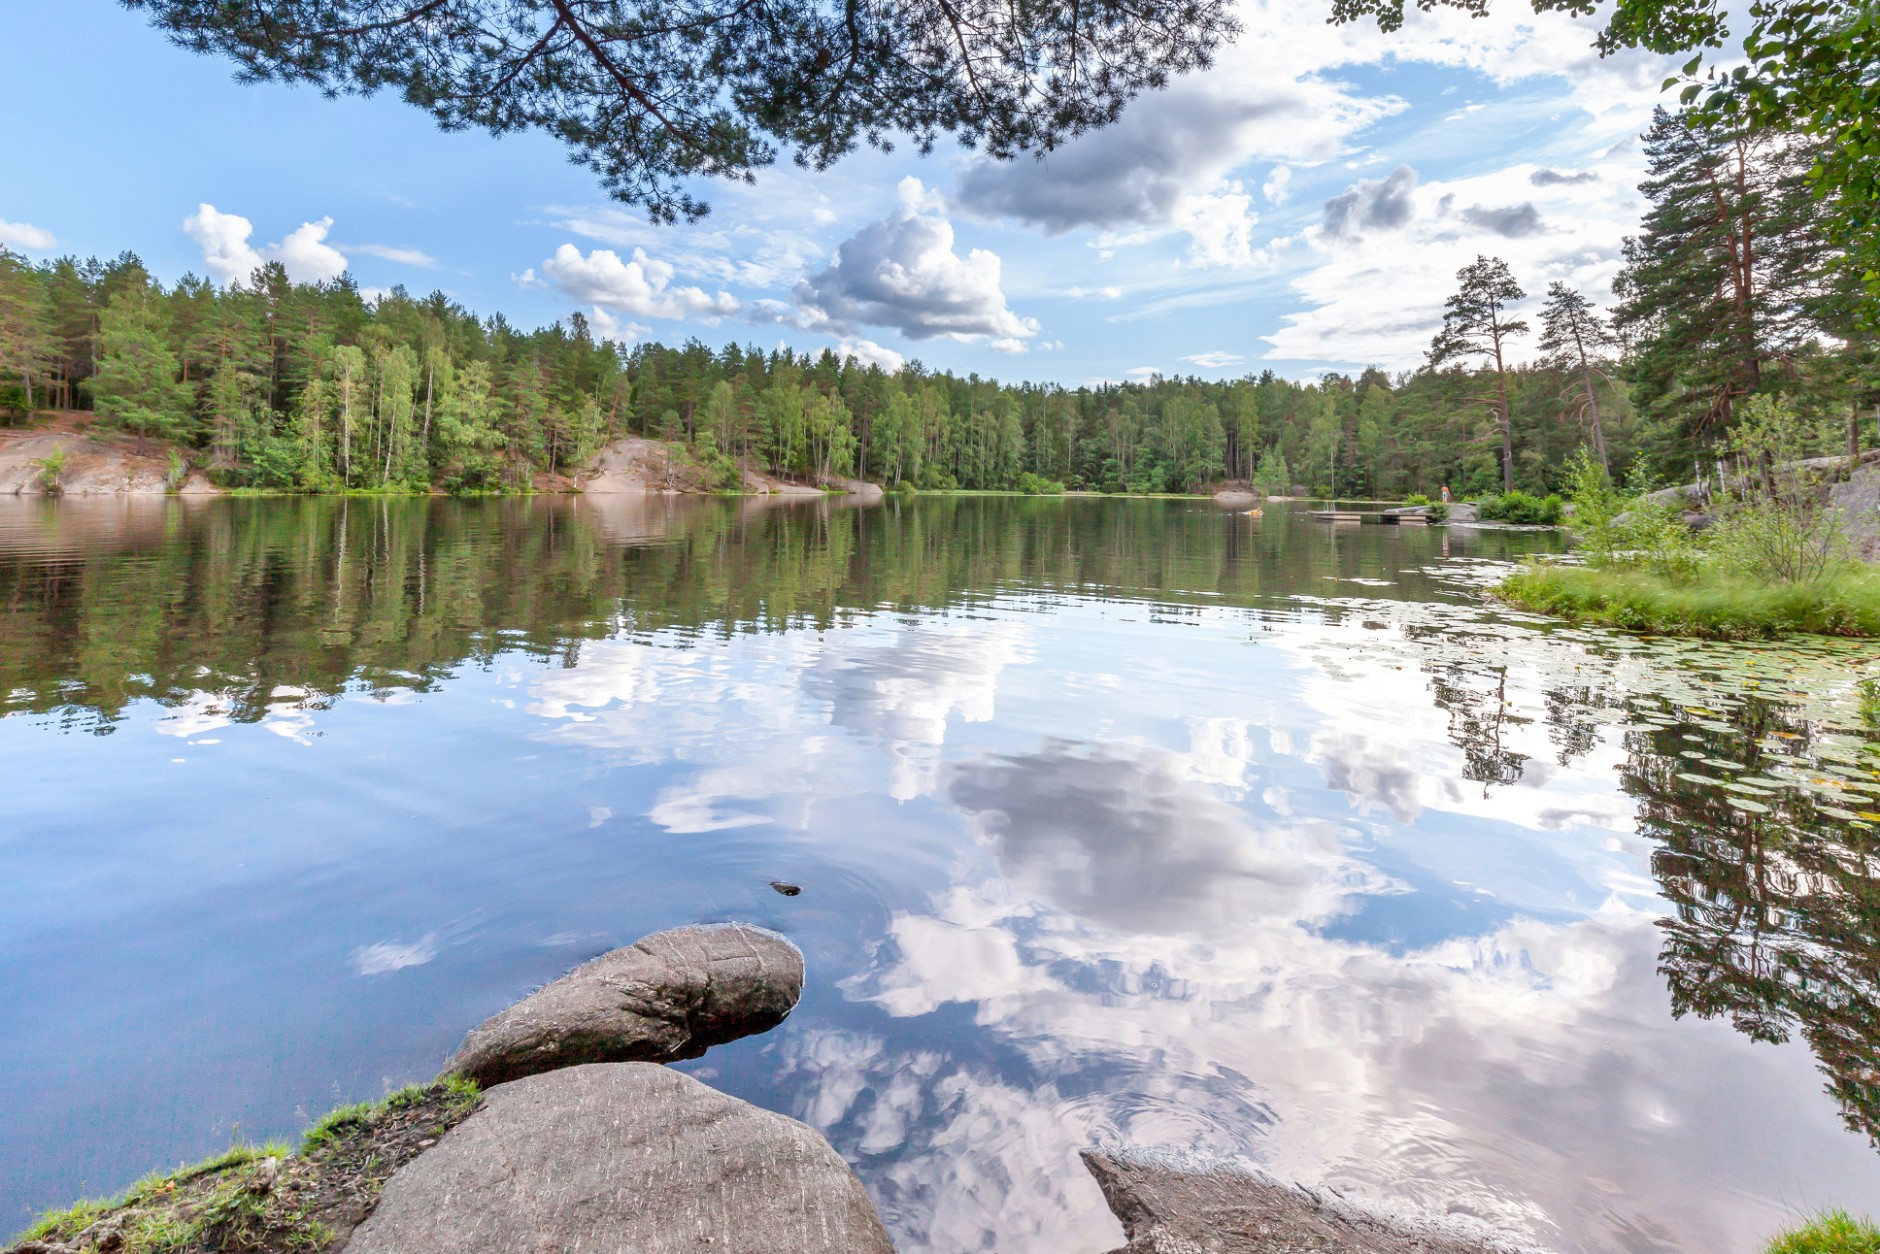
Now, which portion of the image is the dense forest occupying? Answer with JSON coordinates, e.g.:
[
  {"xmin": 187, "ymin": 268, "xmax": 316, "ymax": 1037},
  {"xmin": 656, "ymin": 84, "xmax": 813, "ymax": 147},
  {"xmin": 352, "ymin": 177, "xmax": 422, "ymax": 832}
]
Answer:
[{"xmin": 0, "ymin": 107, "xmax": 1871, "ymax": 499}]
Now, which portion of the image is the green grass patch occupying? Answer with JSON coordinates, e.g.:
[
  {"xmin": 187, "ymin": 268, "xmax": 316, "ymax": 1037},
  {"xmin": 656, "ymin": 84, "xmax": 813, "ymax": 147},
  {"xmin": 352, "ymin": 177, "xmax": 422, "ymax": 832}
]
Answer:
[
  {"xmin": 13, "ymin": 1080, "xmax": 481, "ymax": 1252},
  {"xmin": 1765, "ymin": 1210, "xmax": 1880, "ymax": 1253},
  {"xmin": 1496, "ymin": 563, "xmax": 1880, "ymax": 639}
]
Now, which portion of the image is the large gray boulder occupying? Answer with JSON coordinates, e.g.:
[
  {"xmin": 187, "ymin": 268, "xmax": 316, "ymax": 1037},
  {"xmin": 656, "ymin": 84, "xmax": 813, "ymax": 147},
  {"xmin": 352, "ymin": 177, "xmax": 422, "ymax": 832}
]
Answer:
[
  {"xmin": 1083, "ymin": 1150, "xmax": 1543, "ymax": 1254},
  {"xmin": 345, "ymin": 1063, "xmax": 895, "ymax": 1254},
  {"xmin": 1831, "ymin": 458, "xmax": 1880, "ymax": 560},
  {"xmin": 445, "ymin": 922, "xmax": 804, "ymax": 1088}
]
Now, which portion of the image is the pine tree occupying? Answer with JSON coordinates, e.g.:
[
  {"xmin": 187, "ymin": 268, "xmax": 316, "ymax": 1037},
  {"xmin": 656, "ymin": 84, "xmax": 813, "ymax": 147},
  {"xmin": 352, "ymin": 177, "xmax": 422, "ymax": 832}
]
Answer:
[
  {"xmin": 1614, "ymin": 108, "xmax": 1834, "ymax": 463},
  {"xmin": 1430, "ymin": 256, "xmax": 1529, "ymax": 492},
  {"xmin": 0, "ymin": 249, "xmax": 55, "ymax": 415},
  {"xmin": 1537, "ymin": 282, "xmax": 1619, "ymax": 472},
  {"xmin": 87, "ymin": 282, "xmax": 193, "ymax": 443}
]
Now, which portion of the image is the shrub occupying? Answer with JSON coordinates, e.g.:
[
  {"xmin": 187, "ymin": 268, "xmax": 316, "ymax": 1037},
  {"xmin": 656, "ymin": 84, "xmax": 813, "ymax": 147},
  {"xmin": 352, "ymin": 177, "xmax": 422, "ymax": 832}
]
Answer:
[
  {"xmin": 1014, "ymin": 471, "xmax": 1065, "ymax": 495},
  {"xmin": 1403, "ymin": 493, "xmax": 1433, "ymax": 507},
  {"xmin": 1476, "ymin": 490, "xmax": 1564, "ymax": 525},
  {"xmin": 1426, "ymin": 502, "xmax": 1449, "ymax": 523},
  {"xmin": 33, "ymin": 445, "xmax": 67, "ymax": 492},
  {"xmin": 1708, "ymin": 395, "xmax": 1850, "ymax": 585}
]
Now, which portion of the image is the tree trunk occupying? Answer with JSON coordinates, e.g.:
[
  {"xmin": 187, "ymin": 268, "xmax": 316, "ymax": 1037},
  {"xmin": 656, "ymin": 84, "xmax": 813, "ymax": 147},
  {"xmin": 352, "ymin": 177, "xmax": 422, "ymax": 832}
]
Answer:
[
  {"xmin": 1574, "ymin": 329, "xmax": 1607, "ymax": 473},
  {"xmin": 1493, "ymin": 333, "xmax": 1514, "ymax": 493}
]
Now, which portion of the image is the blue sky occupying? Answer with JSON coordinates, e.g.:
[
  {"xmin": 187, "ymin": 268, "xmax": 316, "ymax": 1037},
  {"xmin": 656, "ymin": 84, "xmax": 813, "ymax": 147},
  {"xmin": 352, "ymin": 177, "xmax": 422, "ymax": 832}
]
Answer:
[{"xmin": 0, "ymin": 1, "xmax": 1679, "ymax": 385}]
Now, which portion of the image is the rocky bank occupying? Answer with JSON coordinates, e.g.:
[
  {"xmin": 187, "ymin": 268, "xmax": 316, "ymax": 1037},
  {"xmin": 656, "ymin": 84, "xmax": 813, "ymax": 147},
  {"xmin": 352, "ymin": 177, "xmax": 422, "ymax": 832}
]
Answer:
[{"xmin": 0, "ymin": 418, "xmax": 217, "ymax": 496}]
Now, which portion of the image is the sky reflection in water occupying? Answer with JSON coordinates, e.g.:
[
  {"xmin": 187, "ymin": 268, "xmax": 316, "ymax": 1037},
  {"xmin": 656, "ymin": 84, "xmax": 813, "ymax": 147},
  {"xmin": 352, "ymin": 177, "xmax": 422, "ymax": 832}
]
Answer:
[{"xmin": 1, "ymin": 496, "xmax": 1877, "ymax": 1253}]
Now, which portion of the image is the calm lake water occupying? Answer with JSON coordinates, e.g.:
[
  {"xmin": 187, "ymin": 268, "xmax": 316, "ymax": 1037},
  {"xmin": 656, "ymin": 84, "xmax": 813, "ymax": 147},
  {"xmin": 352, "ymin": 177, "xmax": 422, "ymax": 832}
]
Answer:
[{"xmin": 3, "ymin": 495, "xmax": 1879, "ymax": 1251}]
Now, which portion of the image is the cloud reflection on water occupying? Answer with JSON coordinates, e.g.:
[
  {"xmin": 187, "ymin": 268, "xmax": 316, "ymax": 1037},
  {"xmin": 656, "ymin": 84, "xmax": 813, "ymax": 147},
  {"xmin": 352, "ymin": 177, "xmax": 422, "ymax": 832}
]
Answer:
[{"xmin": 510, "ymin": 596, "xmax": 1874, "ymax": 1252}]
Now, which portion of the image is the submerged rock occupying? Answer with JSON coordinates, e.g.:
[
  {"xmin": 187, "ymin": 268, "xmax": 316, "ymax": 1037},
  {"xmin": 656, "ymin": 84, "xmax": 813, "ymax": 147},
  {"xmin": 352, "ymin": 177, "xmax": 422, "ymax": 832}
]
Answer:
[
  {"xmin": 1083, "ymin": 1150, "xmax": 1544, "ymax": 1254},
  {"xmin": 444, "ymin": 922, "xmax": 803, "ymax": 1088},
  {"xmin": 346, "ymin": 1062, "xmax": 895, "ymax": 1254}
]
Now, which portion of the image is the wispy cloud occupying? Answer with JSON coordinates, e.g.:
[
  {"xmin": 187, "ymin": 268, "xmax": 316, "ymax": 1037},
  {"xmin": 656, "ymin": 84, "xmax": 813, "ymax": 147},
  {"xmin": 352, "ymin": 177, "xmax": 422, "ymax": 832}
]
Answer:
[{"xmin": 344, "ymin": 242, "xmax": 438, "ymax": 268}]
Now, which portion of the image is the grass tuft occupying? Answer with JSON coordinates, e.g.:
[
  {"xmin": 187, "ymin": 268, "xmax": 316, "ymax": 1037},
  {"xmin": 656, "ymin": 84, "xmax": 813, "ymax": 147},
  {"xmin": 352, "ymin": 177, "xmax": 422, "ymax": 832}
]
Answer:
[
  {"xmin": 1495, "ymin": 563, "xmax": 1880, "ymax": 639},
  {"xmin": 14, "ymin": 1082, "xmax": 482, "ymax": 1251},
  {"xmin": 297, "ymin": 1101, "xmax": 376, "ymax": 1155},
  {"xmin": 1766, "ymin": 1210, "xmax": 1880, "ymax": 1253}
]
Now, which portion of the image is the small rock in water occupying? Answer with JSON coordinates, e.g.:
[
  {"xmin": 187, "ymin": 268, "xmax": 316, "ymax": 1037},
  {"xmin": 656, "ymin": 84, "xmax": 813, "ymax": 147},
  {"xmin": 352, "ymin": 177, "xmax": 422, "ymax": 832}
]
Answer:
[
  {"xmin": 769, "ymin": 880, "xmax": 802, "ymax": 896},
  {"xmin": 444, "ymin": 922, "xmax": 804, "ymax": 1088}
]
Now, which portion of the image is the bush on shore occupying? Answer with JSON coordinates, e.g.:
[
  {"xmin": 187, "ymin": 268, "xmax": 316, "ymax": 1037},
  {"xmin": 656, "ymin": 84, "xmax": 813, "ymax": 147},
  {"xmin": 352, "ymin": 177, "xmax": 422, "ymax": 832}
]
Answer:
[
  {"xmin": 1476, "ymin": 490, "xmax": 1564, "ymax": 525},
  {"xmin": 1403, "ymin": 493, "xmax": 1450, "ymax": 522},
  {"xmin": 1497, "ymin": 399, "xmax": 1875, "ymax": 638},
  {"xmin": 1014, "ymin": 470, "xmax": 1066, "ymax": 495}
]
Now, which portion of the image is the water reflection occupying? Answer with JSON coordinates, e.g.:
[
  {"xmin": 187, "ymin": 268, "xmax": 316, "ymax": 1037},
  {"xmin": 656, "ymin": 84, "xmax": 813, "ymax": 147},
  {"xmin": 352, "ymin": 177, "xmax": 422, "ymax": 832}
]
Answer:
[
  {"xmin": 1631, "ymin": 707, "xmax": 1880, "ymax": 1146},
  {"xmin": 2, "ymin": 497, "xmax": 1878, "ymax": 1252},
  {"xmin": 947, "ymin": 741, "xmax": 1352, "ymax": 936}
]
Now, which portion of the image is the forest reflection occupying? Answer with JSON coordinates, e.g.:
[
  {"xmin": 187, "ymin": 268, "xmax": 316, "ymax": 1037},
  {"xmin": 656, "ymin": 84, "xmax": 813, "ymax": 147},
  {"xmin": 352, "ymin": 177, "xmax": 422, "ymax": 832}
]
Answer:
[{"xmin": 0, "ymin": 494, "xmax": 1530, "ymax": 728}]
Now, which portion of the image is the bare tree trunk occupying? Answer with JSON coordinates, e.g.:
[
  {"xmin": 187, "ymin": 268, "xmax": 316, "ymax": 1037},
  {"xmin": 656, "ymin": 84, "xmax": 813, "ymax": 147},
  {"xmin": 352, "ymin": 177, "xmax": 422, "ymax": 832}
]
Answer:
[
  {"xmin": 1493, "ymin": 331, "xmax": 1514, "ymax": 493},
  {"xmin": 1573, "ymin": 324, "xmax": 1607, "ymax": 473}
]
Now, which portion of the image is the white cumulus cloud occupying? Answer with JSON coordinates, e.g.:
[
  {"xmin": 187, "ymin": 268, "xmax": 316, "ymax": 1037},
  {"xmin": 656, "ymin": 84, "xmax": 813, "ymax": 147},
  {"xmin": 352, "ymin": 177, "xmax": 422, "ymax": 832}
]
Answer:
[
  {"xmin": 837, "ymin": 338, "xmax": 907, "ymax": 371},
  {"xmin": 182, "ymin": 204, "xmax": 350, "ymax": 286},
  {"xmin": 0, "ymin": 219, "xmax": 57, "ymax": 250},
  {"xmin": 272, "ymin": 218, "xmax": 348, "ymax": 283},
  {"xmin": 535, "ymin": 243, "xmax": 740, "ymax": 321},
  {"xmin": 795, "ymin": 178, "xmax": 1039, "ymax": 347},
  {"xmin": 183, "ymin": 205, "xmax": 266, "ymax": 285}
]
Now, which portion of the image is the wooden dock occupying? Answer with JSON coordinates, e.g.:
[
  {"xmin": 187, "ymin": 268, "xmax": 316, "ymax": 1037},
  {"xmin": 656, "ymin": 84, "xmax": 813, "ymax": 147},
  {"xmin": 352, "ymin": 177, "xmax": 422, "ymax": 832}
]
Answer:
[{"xmin": 1310, "ymin": 507, "xmax": 1436, "ymax": 525}]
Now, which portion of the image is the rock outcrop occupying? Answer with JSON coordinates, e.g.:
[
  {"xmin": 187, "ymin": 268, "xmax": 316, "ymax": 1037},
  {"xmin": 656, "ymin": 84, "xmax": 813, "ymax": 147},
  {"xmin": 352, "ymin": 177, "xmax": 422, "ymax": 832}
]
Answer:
[
  {"xmin": 1083, "ymin": 1150, "xmax": 1543, "ymax": 1254},
  {"xmin": 1831, "ymin": 459, "xmax": 1880, "ymax": 560},
  {"xmin": 581, "ymin": 437, "xmax": 722, "ymax": 493},
  {"xmin": 444, "ymin": 922, "xmax": 804, "ymax": 1088},
  {"xmin": 0, "ymin": 422, "xmax": 217, "ymax": 496},
  {"xmin": 345, "ymin": 1063, "xmax": 895, "ymax": 1254}
]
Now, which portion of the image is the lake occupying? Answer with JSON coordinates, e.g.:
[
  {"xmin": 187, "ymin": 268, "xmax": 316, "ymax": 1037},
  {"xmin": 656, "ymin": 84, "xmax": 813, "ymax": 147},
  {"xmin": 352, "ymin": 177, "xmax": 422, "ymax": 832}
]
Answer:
[{"xmin": 3, "ymin": 494, "xmax": 1878, "ymax": 1252}]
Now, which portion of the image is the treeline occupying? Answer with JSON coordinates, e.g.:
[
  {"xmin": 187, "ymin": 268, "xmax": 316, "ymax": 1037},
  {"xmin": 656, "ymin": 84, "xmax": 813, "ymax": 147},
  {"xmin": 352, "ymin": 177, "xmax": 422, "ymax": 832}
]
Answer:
[{"xmin": 0, "ymin": 108, "xmax": 1870, "ymax": 497}]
